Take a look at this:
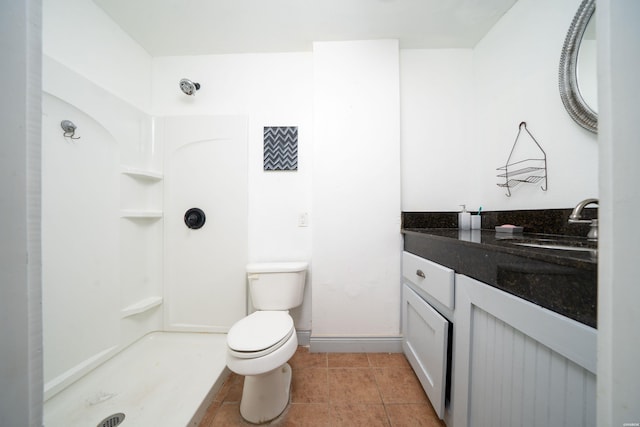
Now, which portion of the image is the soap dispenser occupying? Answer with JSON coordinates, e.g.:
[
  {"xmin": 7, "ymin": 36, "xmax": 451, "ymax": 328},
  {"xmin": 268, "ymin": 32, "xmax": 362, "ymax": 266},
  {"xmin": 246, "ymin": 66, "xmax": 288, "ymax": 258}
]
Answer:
[{"xmin": 459, "ymin": 205, "xmax": 471, "ymax": 230}]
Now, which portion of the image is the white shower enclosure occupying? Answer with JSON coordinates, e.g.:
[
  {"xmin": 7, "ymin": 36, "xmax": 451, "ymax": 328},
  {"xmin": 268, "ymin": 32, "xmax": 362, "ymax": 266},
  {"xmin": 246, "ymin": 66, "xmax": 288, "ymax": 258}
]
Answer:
[
  {"xmin": 160, "ymin": 115, "xmax": 248, "ymax": 332},
  {"xmin": 42, "ymin": 57, "xmax": 248, "ymax": 405}
]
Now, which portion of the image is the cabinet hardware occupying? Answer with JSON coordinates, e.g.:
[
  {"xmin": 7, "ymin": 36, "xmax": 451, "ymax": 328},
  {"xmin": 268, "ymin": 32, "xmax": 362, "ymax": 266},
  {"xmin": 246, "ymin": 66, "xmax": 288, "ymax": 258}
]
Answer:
[{"xmin": 416, "ymin": 269, "xmax": 426, "ymax": 278}]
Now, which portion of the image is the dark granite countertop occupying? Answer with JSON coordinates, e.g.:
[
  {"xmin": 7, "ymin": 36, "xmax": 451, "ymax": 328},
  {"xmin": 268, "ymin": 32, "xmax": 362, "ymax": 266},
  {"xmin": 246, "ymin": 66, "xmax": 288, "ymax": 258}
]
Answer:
[{"xmin": 402, "ymin": 228, "xmax": 597, "ymax": 328}]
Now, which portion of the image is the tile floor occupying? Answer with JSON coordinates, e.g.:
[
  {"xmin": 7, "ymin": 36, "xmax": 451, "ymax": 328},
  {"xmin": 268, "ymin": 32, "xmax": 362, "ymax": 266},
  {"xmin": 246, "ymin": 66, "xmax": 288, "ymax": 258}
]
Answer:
[{"xmin": 199, "ymin": 346, "xmax": 446, "ymax": 426}]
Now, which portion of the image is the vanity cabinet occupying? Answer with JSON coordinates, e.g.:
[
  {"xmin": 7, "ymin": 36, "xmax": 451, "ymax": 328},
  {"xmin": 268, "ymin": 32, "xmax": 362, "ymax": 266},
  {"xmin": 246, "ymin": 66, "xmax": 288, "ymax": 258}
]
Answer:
[
  {"xmin": 451, "ymin": 274, "xmax": 597, "ymax": 427},
  {"xmin": 401, "ymin": 250, "xmax": 597, "ymax": 427}
]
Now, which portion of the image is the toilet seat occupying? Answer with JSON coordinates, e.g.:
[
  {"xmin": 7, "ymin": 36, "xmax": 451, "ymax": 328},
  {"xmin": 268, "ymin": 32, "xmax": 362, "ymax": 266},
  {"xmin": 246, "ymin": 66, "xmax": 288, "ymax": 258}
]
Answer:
[{"xmin": 227, "ymin": 311, "xmax": 294, "ymax": 359}]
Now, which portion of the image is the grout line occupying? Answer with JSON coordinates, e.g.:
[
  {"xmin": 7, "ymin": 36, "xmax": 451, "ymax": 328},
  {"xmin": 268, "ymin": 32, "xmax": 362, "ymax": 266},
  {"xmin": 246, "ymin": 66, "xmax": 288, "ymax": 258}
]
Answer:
[{"xmin": 370, "ymin": 364, "xmax": 391, "ymax": 425}]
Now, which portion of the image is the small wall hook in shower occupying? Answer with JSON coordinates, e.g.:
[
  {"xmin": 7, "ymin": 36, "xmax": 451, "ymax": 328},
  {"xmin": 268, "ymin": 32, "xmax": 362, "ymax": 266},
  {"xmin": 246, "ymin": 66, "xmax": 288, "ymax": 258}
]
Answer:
[
  {"xmin": 60, "ymin": 120, "xmax": 80, "ymax": 139},
  {"xmin": 179, "ymin": 78, "xmax": 201, "ymax": 96}
]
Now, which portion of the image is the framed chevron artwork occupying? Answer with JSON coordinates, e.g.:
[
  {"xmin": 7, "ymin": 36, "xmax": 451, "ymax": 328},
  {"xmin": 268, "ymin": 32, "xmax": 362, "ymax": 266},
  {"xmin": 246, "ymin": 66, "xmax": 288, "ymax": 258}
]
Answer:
[{"xmin": 263, "ymin": 126, "xmax": 298, "ymax": 171}]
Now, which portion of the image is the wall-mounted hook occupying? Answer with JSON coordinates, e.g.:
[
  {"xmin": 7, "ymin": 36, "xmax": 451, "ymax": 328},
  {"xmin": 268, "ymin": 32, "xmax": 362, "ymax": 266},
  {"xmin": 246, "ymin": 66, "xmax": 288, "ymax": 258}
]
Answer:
[{"xmin": 61, "ymin": 120, "xmax": 80, "ymax": 139}]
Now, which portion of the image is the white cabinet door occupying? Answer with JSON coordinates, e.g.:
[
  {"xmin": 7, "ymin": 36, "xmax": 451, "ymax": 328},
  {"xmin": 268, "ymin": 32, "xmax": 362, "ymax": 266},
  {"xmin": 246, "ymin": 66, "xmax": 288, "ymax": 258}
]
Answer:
[
  {"xmin": 402, "ymin": 284, "xmax": 449, "ymax": 419},
  {"xmin": 452, "ymin": 274, "xmax": 597, "ymax": 427}
]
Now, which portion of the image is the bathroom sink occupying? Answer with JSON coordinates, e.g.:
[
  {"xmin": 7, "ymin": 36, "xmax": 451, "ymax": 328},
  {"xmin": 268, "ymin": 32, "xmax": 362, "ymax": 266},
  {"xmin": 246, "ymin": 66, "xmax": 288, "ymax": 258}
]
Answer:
[{"xmin": 512, "ymin": 242, "xmax": 596, "ymax": 253}]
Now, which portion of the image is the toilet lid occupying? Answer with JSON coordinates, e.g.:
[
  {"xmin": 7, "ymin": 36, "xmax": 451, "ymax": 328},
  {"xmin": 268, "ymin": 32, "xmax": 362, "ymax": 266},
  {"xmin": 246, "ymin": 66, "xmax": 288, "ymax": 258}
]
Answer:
[{"xmin": 227, "ymin": 311, "xmax": 294, "ymax": 353}]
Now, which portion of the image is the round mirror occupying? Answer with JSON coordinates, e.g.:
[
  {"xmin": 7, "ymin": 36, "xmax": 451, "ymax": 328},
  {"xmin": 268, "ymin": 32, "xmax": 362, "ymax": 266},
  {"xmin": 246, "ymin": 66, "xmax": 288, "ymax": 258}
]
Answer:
[
  {"xmin": 559, "ymin": 0, "xmax": 597, "ymax": 133},
  {"xmin": 577, "ymin": 15, "xmax": 597, "ymax": 112}
]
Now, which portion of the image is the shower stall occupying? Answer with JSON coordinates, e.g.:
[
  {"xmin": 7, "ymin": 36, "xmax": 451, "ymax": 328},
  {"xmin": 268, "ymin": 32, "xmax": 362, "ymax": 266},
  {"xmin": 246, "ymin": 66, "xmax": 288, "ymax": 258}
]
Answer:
[{"xmin": 41, "ymin": 56, "xmax": 248, "ymax": 426}]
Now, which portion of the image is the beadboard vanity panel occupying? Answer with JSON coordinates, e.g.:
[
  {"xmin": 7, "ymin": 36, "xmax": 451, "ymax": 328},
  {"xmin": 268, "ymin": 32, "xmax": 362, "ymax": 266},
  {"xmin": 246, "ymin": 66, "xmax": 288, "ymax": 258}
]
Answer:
[{"xmin": 453, "ymin": 274, "xmax": 596, "ymax": 427}]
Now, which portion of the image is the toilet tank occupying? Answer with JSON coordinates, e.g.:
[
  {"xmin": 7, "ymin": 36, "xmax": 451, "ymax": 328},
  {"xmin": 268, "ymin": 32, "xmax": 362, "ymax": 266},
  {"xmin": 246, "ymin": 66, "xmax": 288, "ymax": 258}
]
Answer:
[{"xmin": 246, "ymin": 262, "xmax": 308, "ymax": 310}]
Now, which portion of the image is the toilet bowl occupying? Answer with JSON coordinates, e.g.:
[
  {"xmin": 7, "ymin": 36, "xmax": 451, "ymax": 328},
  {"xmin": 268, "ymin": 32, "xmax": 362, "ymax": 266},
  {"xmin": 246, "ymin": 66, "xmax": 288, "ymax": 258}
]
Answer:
[
  {"xmin": 227, "ymin": 311, "xmax": 298, "ymax": 376},
  {"xmin": 227, "ymin": 311, "xmax": 298, "ymax": 423},
  {"xmin": 226, "ymin": 262, "xmax": 307, "ymax": 424}
]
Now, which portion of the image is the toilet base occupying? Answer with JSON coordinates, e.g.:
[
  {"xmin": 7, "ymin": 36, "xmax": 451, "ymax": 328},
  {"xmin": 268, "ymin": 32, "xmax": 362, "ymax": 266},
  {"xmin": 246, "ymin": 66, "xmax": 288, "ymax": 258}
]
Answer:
[{"xmin": 239, "ymin": 362, "xmax": 292, "ymax": 424}]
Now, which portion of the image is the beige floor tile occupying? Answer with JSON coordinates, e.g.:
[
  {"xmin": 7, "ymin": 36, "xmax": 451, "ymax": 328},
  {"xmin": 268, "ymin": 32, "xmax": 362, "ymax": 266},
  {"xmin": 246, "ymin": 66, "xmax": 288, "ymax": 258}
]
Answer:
[
  {"xmin": 374, "ymin": 368, "xmax": 428, "ymax": 404},
  {"xmin": 368, "ymin": 353, "xmax": 411, "ymax": 369},
  {"xmin": 213, "ymin": 371, "xmax": 235, "ymax": 402},
  {"xmin": 279, "ymin": 403, "xmax": 330, "ymax": 426},
  {"xmin": 330, "ymin": 404, "xmax": 390, "ymax": 426},
  {"xmin": 385, "ymin": 403, "xmax": 446, "ymax": 427},
  {"xmin": 201, "ymin": 348, "xmax": 438, "ymax": 426},
  {"xmin": 328, "ymin": 353, "xmax": 370, "ymax": 368},
  {"xmin": 289, "ymin": 346, "xmax": 328, "ymax": 369},
  {"xmin": 291, "ymin": 368, "xmax": 329, "ymax": 403},
  {"xmin": 224, "ymin": 375, "xmax": 245, "ymax": 403},
  {"xmin": 208, "ymin": 403, "xmax": 250, "ymax": 427},
  {"xmin": 198, "ymin": 400, "xmax": 221, "ymax": 427},
  {"xmin": 329, "ymin": 368, "xmax": 382, "ymax": 404}
]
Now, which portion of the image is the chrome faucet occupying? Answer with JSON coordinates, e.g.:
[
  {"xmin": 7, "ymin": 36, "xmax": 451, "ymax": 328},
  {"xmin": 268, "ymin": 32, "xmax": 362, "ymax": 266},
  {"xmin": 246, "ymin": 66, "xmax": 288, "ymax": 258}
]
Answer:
[{"xmin": 569, "ymin": 198, "xmax": 599, "ymax": 240}]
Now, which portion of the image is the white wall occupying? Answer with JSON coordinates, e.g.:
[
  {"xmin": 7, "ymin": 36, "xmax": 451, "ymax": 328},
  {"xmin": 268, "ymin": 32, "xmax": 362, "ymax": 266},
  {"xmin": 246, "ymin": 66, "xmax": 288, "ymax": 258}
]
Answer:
[
  {"xmin": 597, "ymin": 0, "xmax": 640, "ymax": 425},
  {"xmin": 151, "ymin": 53, "xmax": 314, "ymax": 330},
  {"xmin": 400, "ymin": 49, "xmax": 473, "ymax": 211},
  {"xmin": 400, "ymin": 0, "xmax": 598, "ymax": 212},
  {"xmin": 472, "ymin": 0, "xmax": 597, "ymax": 210},
  {"xmin": 312, "ymin": 40, "xmax": 402, "ymax": 338},
  {"xmin": 43, "ymin": 0, "xmax": 152, "ymax": 111},
  {"xmin": 0, "ymin": 0, "xmax": 43, "ymax": 425}
]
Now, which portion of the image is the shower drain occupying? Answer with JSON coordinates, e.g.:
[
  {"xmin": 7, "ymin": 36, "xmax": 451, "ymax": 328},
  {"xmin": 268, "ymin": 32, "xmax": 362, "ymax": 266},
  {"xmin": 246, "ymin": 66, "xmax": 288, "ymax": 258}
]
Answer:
[{"xmin": 97, "ymin": 413, "xmax": 125, "ymax": 427}]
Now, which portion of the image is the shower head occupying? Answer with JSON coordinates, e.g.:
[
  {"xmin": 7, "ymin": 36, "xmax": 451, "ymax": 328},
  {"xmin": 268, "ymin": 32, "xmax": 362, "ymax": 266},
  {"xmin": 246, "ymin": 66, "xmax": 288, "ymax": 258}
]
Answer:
[{"xmin": 179, "ymin": 78, "xmax": 201, "ymax": 96}]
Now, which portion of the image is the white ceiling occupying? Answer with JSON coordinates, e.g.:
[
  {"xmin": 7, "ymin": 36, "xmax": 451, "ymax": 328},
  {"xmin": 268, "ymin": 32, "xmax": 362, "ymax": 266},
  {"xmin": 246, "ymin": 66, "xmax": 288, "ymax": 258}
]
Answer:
[{"xmin": 93, "ymin": 0, "xmax": 518, "ymax": 56}]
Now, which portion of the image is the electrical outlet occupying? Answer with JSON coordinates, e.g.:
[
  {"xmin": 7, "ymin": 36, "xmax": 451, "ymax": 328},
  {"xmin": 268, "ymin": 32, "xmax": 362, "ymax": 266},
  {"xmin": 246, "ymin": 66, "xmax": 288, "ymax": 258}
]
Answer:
[{"xmin": 298, "ymin": 212, "xmax": 309, "ymax": 227}]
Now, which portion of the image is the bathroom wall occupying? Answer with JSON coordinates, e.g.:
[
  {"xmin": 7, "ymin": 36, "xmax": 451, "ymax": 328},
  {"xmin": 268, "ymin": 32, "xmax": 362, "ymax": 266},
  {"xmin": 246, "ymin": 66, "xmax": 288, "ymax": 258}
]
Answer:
[
  {"xmin": 42, "ymin": 0, "xmax": 152, "ymax": 111},
  {"xmin": 151, "ymin": 53, "xmax": 314, "ymax": 331},
  {"xmin": 0, "ymin": 0, "xmax": 43, "ymax": 424},
  {"xmin": 312, "ymin": 40, "xmax": 402, "ymax": 340},
  {"xmin": 400, "ymin": 49, "xmax": 474, "ymax": 211},
  {"xmin": 597, "ymin": 0, "xmax": 640, "ymax": 423},
  {"xmin": 400, "ymin": 0, "xmax": 598, "ymax": 212},
  {"xmin": 472, "ymin": 0, "xmax": 598, "ymax": 210}
]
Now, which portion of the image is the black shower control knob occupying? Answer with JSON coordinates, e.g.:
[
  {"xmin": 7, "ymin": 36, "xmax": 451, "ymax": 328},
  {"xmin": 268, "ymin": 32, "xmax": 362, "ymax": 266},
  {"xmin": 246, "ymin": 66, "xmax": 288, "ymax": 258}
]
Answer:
[{"xmin": 184, "ymin": 208, "xmax": 206, "ymax": 229}]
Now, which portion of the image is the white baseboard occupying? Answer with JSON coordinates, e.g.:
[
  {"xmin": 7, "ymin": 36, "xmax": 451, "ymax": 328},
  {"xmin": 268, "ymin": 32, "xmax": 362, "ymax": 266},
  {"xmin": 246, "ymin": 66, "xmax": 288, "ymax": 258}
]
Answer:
[
  {"xmin": 309, "ymin": 336, "xmax": 403, "ymax": 353},
  {"xmin": 296, "ymin": 330, "xmax": 311, "ymax": 346}
]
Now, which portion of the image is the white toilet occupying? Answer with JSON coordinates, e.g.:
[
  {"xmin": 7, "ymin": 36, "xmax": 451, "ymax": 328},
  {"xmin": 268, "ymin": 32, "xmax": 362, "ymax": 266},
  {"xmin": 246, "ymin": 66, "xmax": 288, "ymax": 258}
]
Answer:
[{"xmin": 226, "ymin": 261, "xmax": 308, "ymax": 424}]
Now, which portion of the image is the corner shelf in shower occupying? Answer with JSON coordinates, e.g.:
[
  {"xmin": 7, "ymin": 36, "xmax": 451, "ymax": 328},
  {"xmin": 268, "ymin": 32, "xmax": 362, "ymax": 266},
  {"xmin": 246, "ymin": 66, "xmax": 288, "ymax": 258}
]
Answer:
[
  {"xmin": 120, "ymin": 210, "xmax": 163, "ymax": 219},
  {"xmin": 121, "ymin": 167, "xmax": 163, "ymax": 181},
  {"xmin": 121, "ymin": 296, "xmax": 163, "ymax": 318}
]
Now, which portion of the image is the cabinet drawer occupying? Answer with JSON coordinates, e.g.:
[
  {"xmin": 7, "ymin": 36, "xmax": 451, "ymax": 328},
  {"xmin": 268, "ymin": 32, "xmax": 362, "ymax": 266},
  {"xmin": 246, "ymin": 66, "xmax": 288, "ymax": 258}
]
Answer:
[{"xmin": 402, "ymin": 251, "xmax": 454, "ymax": 310}]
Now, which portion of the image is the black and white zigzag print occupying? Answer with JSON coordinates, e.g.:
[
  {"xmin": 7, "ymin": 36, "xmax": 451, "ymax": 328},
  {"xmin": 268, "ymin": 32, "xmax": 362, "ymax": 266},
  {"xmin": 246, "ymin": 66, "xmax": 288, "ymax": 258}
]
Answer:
[{"xmin": 263, "ymin": 126, "xmax": 298, "ymax": 171}]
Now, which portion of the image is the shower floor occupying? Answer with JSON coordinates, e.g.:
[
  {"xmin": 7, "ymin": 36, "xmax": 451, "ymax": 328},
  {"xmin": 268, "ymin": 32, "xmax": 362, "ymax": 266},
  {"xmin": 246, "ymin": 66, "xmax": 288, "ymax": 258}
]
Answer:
[{"xmin": 44, "ymin": 332, "xmax": 228, "ymax": 427}]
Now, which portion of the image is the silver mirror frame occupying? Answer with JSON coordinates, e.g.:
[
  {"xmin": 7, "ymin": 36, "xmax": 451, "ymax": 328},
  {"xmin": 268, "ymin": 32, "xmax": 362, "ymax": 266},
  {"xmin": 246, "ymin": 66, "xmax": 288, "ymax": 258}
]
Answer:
[{"xmin": 559, "ymin": 0, "xmax": 597, "ymax": 133}]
